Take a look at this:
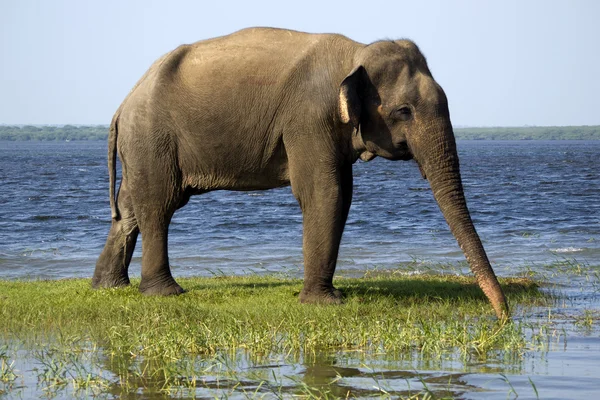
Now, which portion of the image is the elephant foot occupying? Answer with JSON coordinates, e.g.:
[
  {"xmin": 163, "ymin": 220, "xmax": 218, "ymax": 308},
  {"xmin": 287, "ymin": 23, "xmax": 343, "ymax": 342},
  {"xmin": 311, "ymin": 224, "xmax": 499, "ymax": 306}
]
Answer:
[
  {"xmin": 299, "ymin": 287, "xmax": 343, "ymax": 305},
  {"xmin": 139, "ymin": 276, "xmax": 185, "ymax": 296},
  {"xmin": 91, "ymin": 274, "xmax": 130, "ymax": 289}
]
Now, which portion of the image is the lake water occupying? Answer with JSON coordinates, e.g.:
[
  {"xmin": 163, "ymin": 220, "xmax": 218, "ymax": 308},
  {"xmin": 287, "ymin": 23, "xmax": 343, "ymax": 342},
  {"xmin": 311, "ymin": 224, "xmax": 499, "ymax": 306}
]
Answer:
[
  {"xmin": 0, "ymin": 140, "xmax": 598, "ymax": 280},
  {"xmin": 1, "ymin": 140, "xmax": 599, "ymax": 399}
]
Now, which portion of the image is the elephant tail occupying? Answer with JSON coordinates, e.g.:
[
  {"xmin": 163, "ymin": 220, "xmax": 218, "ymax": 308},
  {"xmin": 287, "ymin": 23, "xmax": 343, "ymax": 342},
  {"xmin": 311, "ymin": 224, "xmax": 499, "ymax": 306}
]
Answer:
[{"xmin": 108, "ymin": 115, "xmax": 120, "ymax": 220}]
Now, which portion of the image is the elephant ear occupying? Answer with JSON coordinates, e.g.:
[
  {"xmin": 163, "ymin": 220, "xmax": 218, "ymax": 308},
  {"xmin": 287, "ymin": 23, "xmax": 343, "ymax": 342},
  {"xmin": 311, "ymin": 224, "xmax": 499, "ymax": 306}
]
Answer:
[{"xmin": 338, "ymin": 66, "xmax": 365, "ymax": 128}]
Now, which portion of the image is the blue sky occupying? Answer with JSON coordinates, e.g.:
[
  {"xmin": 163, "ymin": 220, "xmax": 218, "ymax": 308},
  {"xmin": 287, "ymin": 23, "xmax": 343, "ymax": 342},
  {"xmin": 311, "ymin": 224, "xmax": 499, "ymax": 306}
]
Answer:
[{"xmin": 1, "ymin": 0, "xmax": 599, "ymax": 126}]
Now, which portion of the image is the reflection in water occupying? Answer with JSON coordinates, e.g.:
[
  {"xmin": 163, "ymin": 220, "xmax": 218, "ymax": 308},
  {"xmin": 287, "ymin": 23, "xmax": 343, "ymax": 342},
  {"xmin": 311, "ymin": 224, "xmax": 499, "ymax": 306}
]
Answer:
[
  {"xmin": 2, "ymin": 326, "xmax": 600, "ymax": 399},
  {"xmin": 302, "ymin": 352, "xmax": 362, "ymax": 397}
]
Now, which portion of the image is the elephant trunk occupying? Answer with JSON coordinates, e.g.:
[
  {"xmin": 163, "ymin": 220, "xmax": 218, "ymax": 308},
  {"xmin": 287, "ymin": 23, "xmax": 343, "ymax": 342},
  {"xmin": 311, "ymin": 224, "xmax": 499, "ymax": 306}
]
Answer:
[{"xmin": 412, "ymin": 124, "xmax": 509, "ymax": 319}]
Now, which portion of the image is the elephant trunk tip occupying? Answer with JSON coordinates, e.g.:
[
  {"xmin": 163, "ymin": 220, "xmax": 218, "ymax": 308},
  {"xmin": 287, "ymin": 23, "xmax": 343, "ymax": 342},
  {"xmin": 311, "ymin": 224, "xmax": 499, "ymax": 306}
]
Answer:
[
  {"xmin": 483, "ymin": 281, "xmax": 510, "ymax": 320},
  {"xmin": 494, "ymin": 300, "xmax": 510, "ymax": 321}
]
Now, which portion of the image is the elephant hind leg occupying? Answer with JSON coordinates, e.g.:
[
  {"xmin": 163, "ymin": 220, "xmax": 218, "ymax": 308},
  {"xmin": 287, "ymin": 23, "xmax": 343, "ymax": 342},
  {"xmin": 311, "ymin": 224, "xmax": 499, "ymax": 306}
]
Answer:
[
  {"xmin": 132, "ymin": 178, "xmax": 185, "ymax": 296},
  {"xmin": 137, "ymin": 218, "xmax": 184, "ymax": 296},
  {"xmin": 92, "ymin": 184, "xmax": 139, "ymax": 289}
]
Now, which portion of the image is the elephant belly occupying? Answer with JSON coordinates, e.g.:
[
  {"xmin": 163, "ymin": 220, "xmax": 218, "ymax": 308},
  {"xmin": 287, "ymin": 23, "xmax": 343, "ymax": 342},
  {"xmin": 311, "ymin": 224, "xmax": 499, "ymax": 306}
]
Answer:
[
  {"xmin": 180, "ymin": 148, "xmax": 290, "ymax": 192},
  {"xmin": 182, "ymin": 168, "xmax": 290, "ymax": 192}
]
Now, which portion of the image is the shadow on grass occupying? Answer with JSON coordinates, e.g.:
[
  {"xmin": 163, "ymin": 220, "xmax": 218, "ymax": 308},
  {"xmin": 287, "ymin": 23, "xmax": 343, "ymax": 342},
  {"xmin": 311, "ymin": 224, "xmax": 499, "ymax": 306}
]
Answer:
[
  {"xmin": 178, "ymin": 275, "xmax": 538, "ymax": 304},
  {"xmin": 337, "ymin": 277, "xmax": 538, "ymax": 303},
  {"xmin": 180, "ymin": 278, "xmax": 301, "ymax": 293}
]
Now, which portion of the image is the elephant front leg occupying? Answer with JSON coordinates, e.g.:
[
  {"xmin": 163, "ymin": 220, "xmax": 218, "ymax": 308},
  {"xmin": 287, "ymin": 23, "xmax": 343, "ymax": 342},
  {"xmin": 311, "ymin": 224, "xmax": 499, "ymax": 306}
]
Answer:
[{"xmin": 295, "ymin": 169, "xmax": 351, "ymax": 304}]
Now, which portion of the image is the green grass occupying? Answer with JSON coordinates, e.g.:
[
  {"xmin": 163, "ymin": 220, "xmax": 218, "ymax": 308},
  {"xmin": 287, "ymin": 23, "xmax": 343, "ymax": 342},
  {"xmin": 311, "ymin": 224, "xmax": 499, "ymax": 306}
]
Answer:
[
  {"xmin": 0, "ymin": 272, "xmax": 551, "ymax": 398},
  {"xmin": 1, "ymin": 274, "xmax": 545, "ymax": 357}
]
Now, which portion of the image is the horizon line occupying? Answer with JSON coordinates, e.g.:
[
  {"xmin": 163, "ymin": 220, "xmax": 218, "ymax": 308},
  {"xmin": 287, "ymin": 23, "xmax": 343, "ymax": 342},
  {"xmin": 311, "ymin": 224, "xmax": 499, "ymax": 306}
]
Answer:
[{"xmin": 1, "ymin": 124, "xmax": 599, "ymax": 129}]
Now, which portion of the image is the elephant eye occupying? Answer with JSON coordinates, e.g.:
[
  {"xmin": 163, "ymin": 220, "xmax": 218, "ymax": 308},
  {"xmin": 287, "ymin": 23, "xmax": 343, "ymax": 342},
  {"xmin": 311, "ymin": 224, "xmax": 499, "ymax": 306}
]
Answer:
[{"xmin": 391, "ymin": 106, "xmax": 412, "ymax": 122}]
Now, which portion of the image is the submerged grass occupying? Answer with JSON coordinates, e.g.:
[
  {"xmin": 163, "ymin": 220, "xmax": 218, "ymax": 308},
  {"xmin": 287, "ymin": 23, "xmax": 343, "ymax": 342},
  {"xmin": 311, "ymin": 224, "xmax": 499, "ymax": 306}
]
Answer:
[{"xmin": 0, "ymin": 272, "xmax": 551, "ymax": 398}]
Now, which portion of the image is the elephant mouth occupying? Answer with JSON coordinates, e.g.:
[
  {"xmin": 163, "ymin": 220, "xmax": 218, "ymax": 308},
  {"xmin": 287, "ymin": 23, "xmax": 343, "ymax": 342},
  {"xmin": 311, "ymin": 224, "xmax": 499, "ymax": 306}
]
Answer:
[
  {"xmin": 396, "ymin": 152, "xmax": 414, "ymax": 161},
  {"xmin": 361, "ymin": 137, "xmax": 413, "ymax": 161},
  {"xmin": 386, "ymin": 141, "xmax": 414, "ymax": 161}
]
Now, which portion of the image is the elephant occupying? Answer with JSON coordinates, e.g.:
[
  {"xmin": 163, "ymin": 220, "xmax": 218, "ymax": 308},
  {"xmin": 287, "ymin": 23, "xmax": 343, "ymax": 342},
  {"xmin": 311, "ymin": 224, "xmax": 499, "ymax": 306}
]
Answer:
[{"xmin": 92, "ymin": 27, "xmax": 508, "ymax": 319}]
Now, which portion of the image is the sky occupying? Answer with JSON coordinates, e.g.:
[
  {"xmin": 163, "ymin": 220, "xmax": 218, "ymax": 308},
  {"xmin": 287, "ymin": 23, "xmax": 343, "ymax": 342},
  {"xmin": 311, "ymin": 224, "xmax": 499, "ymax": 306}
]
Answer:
[{"xmin": 1, "ymin": 0, "xmax": 599, "ymax": 127}]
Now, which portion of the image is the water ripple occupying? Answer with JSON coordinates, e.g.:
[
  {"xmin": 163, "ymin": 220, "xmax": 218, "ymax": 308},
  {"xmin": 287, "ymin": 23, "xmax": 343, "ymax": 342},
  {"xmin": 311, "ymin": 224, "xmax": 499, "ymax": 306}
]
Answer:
[{"xmin": 0, "ymin": 140, "xmax": 599, "ymax": 279}]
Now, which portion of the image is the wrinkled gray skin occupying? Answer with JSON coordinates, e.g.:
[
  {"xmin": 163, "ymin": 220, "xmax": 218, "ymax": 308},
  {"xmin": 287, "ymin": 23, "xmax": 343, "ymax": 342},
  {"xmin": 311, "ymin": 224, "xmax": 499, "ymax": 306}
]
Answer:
[{"xmin": 93, "ymin": 27, "xmax": 508, "ymax": 319}]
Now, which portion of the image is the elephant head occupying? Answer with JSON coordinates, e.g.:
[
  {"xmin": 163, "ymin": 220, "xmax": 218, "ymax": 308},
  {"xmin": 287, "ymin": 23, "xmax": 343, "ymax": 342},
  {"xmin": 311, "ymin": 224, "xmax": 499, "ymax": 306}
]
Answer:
[{"xmin": 339, "ymin": 40, "xmax": 509, "ymax": 319}]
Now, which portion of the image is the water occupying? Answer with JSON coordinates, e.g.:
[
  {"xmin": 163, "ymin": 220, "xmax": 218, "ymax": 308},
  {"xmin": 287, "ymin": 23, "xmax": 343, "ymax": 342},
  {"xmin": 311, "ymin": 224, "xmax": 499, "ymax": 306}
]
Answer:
[
  {"xmin": 0, "ymin": 140, "xmax": 598, "ymax": 280},
  {"xmin": 1, "ymin": 140, "xmax": 599, "ymax": 398}
]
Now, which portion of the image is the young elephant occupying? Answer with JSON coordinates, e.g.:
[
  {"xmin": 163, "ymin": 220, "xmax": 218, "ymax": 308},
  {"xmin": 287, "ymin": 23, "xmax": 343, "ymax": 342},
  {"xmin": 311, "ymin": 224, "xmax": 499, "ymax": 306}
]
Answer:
[{"xmin": 93, "ymin": 27, "xmax": 508, "ymax": 319}]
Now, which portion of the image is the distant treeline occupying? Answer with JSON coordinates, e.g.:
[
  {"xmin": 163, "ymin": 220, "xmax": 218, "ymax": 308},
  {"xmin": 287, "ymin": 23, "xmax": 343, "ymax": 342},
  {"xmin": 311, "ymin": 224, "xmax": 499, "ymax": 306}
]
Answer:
[
  {"xmin": 454, "ymin": 125, "xmax": 600, "ymax": 140},
  {"xmin": 1, "ymin": 124, "xmax": 600, "ymax": 141},
  {"xmin": 0, "ymin": 125, "xmax": 108, "ymax": 141}
]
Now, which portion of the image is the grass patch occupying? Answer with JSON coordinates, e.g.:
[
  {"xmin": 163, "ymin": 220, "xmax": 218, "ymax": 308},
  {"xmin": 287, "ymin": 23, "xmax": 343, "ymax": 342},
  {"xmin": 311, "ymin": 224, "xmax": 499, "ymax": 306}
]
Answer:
[
  {"xmin": 0, "ymin": 272, "xmax": 550, "ymax": 398},
  {"xmin": 1, "ymin": 274, "xmax": 544, "ymax": 357}
]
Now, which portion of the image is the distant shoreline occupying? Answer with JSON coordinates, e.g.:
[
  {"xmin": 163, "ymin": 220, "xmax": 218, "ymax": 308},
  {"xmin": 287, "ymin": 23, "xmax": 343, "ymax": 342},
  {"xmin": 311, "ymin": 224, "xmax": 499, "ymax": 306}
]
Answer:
[
  {"xmin": 454, "ymin": 125, "xmax": 600, "ymax": 140},
  {"xmin": 1, "ymin": 124, "xmax": 599, "ymax": 141}
]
